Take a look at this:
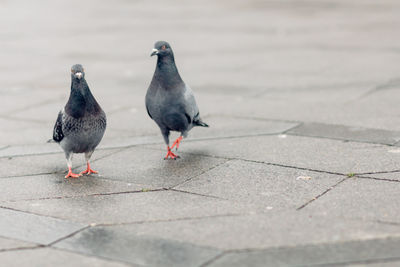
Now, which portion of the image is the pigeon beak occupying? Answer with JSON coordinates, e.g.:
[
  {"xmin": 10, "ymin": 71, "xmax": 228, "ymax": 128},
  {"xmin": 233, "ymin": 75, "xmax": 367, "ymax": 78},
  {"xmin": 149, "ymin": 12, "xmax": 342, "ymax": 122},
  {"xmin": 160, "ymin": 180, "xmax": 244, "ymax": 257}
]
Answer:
[
  {"xmin": 150, "ymin": 49, "xmax": 159, "ymax": 57},
  {"xmin": 74, "ymin": 72, "xmax": 83, "ymax": 79}
]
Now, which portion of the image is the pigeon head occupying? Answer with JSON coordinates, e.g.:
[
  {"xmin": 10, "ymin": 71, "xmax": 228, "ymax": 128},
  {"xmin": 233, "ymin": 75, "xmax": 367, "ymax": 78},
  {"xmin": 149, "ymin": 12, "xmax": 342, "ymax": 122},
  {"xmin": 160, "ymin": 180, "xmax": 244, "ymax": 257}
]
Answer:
[
  {"xmin": 71, "ymin": 64, "xmax": 85, "ymax": 80},
  {"xmin": 151, "ymin": 41, "xmax": 173, "ymax": 58}
]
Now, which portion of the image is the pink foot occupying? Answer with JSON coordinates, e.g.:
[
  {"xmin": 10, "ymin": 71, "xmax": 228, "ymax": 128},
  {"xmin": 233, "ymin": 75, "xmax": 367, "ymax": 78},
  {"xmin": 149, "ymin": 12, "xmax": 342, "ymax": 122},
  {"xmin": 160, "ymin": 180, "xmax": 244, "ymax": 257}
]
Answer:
[
  {"xmin": 80, "ymin": 163, "xmax": 98, "ymax": 175},
  {"xmin": 65, "ymin": 167, "xmax": 81, "ymax": 179},
  {"xmin": 164, "ymin": 146, "xmax": 180, "ymax": 160}
]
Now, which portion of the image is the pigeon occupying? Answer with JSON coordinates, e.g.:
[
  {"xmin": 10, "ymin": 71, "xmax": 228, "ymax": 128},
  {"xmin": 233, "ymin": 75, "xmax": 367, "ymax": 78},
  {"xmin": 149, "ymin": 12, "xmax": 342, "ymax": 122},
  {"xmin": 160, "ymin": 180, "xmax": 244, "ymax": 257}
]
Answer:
[
  {"xmin": 52, "ymin": 64, "xmax": 106, "ymax": 178},
  {"xmin": 146, "ymin": 41, "xmax": 208, "ymax": 159}
]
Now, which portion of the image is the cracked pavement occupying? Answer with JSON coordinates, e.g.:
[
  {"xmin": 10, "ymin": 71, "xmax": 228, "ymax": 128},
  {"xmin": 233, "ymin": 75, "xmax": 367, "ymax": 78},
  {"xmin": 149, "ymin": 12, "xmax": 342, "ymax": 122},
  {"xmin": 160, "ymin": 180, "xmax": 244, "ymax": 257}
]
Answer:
[{"xmin": 1, "ymin": 0, "xmax": 400, "ymax": 266}]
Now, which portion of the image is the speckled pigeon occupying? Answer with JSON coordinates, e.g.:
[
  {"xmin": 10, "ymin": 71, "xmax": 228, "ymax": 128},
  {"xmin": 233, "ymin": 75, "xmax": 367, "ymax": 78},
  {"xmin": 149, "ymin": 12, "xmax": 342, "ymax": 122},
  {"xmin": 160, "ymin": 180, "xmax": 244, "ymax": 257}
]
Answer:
[
  {"xmin": 52, "ymin": 64, "xmax": 106, "ymax": 178},
  {"xmin": 145, "ymin": 41, "xmax": 208, "ymax": 159}
]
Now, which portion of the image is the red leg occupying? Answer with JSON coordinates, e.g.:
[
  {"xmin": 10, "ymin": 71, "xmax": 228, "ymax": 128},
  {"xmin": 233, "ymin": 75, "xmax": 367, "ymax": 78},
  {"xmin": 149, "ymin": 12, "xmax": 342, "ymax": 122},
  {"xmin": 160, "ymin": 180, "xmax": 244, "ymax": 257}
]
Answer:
[
  {"xmin": 65, "ymin": 167, "xmax": 81, "ymax": 179},
  {"xmin": 80, "ymin": 162, "xmax": 98, "ymax": 175},
  {"xmin": 170, "ymin": 136, "xmax": 183, "ymax": 151},
  {"xmin": 164, "ymin": 146, "xmax": 179, "ymax": 160}
]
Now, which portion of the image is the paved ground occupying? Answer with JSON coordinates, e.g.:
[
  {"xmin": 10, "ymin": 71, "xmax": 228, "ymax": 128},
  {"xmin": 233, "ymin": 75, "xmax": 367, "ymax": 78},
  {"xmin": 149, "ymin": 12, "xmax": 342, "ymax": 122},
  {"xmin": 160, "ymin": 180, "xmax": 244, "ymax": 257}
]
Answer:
[{"xmin": 1, "ymin": 0, "xmax": 400, "ymax": 266}]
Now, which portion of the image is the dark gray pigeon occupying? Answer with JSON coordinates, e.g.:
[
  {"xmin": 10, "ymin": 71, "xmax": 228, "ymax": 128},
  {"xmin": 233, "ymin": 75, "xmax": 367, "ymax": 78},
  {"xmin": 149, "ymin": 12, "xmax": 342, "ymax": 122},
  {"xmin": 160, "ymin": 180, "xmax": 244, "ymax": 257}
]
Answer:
[
  {"xmin": 52, "ymin": 64, "xmax": 106, "ymax": 178},
  {"xmin": 146, "ymin": 41, "xmax": 208, "ymax": 159}
]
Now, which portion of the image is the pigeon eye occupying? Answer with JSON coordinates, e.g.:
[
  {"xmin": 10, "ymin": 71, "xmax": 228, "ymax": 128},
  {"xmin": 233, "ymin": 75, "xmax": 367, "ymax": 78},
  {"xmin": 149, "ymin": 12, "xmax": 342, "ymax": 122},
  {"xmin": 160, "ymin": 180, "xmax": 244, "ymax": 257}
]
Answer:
[{"xmin": 161, "ymin": 45, "xmax": 166, "ymax": 50}]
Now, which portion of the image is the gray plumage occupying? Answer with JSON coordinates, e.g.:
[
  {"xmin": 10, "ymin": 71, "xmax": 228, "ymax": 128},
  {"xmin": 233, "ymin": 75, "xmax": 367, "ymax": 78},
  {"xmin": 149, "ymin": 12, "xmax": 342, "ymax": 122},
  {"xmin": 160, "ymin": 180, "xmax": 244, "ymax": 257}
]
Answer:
[
  {"xmin": 146, "ymin": 41, "xmax": 208, "ymax": 157},
  {"xmin": 53, "ymin": 64, "xmax": 106, "ymax": 177}
]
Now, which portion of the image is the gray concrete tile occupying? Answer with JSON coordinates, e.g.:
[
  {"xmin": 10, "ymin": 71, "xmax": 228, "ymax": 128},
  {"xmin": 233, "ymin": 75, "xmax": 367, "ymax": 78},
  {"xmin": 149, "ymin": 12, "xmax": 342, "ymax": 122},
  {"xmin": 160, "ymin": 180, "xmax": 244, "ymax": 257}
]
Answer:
[
  {"xmin": 0, "ymin": 143, "xmax": 62, "ymax": 158},
  {"xmin": 55, "ymin": 226, "xmax": 220, "ymax": 267},
  {"xmin": 0, "ymin": 91, "xmax": 63, "ymax": 117},
  {"xmin": 103, "ymin": 111, "xmax": 298, "ymax": 146},
  {"xmin": 208, "ymin": 237, "xmax": 400, "ymax": 267},
  {"xmin": 1, "ymin": 0, "xmax": 400, "ymax": 264},
  {"xmin": 349, "ymin": 261, "xmax": 400, "ymax": 267},
  {"xmin": 0, "ymin": 237, "xmax": 37, "ymax": 251},
  {"xmin": 188, "ymin": 115, "xmax": 299, "ymax": 139},
  {"xmin": 303, "ymin": 178, "xmax": 400, "ymax": 223},
  {"xmin": 0, "ymin": 117, "xmax": 50, "ymax": 147},
  {"xmin": 0, "ymin": 247, "xmax": 131, "ymax": 267},
  {"xmin": 101, "ymin": 213, "xmax": 400, "ymax": 251},
  {"xmin": 98, "ymin": 134, "xmax": 161, "ymax": 150},
  {"xmin": 94, "ymin": 146, "xmax": 228, "ymax": 188},
  {"xmin": 0, "ymin": 148, "xmax": 120, "ymax": 178},
  {"xmin": 0, "ymin": 174, "xmax": 142, "ymax": 202},
  {"xmin": 288, "ymin": 122, "xmax": 400, "ymax": 145},
  {"xmin": 0, "ymin": 208, "xmax": 85, "ymax": 245},
  {"xmin": 10, "ymin": 100, "xmax": 65, "ymax": 124},
  {"xmin": 0, "ymin": 190, "xmax": 251, "ymax": 224},
  {"xmin": 360, "ymin": 172, "xmax": 400, "ymax": 182},
  {"xmin": 166, "ymin": 135, "xmax": 400, "ymax": 174},
  {"xmin": 176, "ymin": 159, "xmax": 343, "ymax": 210}
]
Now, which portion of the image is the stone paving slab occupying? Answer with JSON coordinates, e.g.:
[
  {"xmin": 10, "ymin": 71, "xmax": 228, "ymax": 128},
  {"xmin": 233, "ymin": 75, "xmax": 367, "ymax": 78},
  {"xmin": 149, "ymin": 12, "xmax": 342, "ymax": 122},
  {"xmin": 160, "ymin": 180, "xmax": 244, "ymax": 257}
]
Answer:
[
  {"xmin": 167, "ymin": 135, "xmax": 400, "ymax": 174},
  {"xmin": 55, "ymin": 226, "xmax": 220, "ymax": 267},
  {"xmin": 0, "ymin": 143, "xmax": 63, "ymax": 158},
  {"xmin": 208, "ymin": 237, "xmax": 400, "ymax": 267},
  {"xmin": 189, "ymin": 115, "xmax": 299, "ymax": 139},
  {"xmin": 0, "ymin": 117, "xmax": 50, "ymax": 147},
  {"xmin": 10, "ymin": 101, "xmax": 64, "ymax": 124},
  {"xmin": 287, "ymin": 122, "xmax": 400, "ymax": 145},
  {"xmin": 349, "ymin": 261, "xmax": 400, "ymax": 267},
  {"xmin": 98, "ymin": 135, "xmax": 161, "ymax": 150},
  {"xmin": 0, "ymin": 208, "xmax": 85, "ymax": 245},
  {"xmin": 303, "ymin": 178, "xmax": 400, "ymax": 223},
  {"xmin": 0, "ymin": 237, "xmax": 37, "ymax": 251},
  {"xmin": 0, "ymin": 190, "xmax": 251, "ymax": 225},
  {"xmin": 0, "ymin": 148, "xmax": 121, "ymax": 178},
  {"xmin": 1, "ymin": 0, "xmax": 400, "ymax": 265},
  {"xmin": 95, "ymin": 146, "xmax": 228, "ymax": 188},
  {"xmin": 176, "ymin": 159, "xmax": 344, "ymax": 210},
  {"xmin": 0, "ymin": 92, "xmax": 62, "ymax": 117},
  {"xmin": 360, "ymin": 172, "xmax": 400, "ymax": 182},
  {"xmin": 100, "ymin": 213, "xmax": 400, "ymax": 251},
  {"xmin": 0, "ymin": 174, "xmax": 141, "ymax": 202},
  {"xmin": 0, "ymin": 247, "xmax": 132, "ymax": 267}
]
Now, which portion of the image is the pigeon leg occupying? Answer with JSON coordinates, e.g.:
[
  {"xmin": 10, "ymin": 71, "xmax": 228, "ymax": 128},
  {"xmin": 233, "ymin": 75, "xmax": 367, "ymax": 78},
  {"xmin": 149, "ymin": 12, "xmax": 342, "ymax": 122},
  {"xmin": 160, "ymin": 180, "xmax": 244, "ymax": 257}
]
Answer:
[
  {"xmin": 164, "ymin": 146, "xmax": 179, "ymax": 160},
  {"xmin": 65, "ymin": 153, "xmax": 81, "ymax": 178},
  {"xmin": 80, "ymin": 151, "xmax": 98, "ymax": 175},
  {"xmin": 170, "ymin": 136, "xmax": 183, "ymax": 151}
]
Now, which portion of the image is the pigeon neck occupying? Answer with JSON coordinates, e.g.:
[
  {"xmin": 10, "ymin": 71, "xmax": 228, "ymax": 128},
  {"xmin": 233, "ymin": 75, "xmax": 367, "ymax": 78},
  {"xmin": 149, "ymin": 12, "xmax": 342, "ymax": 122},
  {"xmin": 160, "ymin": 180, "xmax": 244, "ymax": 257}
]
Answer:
[
  {"xmin": 155, "ymin": 56, "xmax": 183, "ymax": 88},
  {"xmin": 66, "ymin": 79, "xmax": 101, "ymax": 118}
]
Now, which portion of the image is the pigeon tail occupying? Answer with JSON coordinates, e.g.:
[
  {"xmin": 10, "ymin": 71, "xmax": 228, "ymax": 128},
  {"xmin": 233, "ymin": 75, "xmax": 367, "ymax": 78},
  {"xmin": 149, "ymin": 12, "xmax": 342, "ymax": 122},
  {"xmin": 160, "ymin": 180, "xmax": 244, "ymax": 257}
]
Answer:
[{"xmin": 194, "ymin": 119, "xmax": 209, "ymax": 127}]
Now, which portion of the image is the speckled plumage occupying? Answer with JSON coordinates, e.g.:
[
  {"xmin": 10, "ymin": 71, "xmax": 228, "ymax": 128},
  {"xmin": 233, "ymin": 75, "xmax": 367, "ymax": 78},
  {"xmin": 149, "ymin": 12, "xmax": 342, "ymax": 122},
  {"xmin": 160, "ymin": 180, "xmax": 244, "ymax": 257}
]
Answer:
[
  {"xmin": 52, "ymin": 64, "xmax": 106, "ymax": 177},
  {"xmin": 146, "ymin": 41, "xmax": 208, "ymax": 158}
]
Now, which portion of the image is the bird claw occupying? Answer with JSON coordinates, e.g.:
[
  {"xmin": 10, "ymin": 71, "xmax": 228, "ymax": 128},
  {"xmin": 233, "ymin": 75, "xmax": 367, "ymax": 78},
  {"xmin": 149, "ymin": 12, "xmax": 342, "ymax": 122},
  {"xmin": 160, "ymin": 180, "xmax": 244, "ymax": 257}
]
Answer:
[
  {"xmin": 65, "ymin": 171, "xmax": 81, "ymax": 179},
  {"xmin": 80, "ymin": 163, "xmax": 98, "ymax": 175},
  {"xmin": 165, "ymin": 147, "xmax": 179, "ymax": 159},
  {"xmin": 80, "ymin": 168, "xmax": 98, "ymax": 175}
]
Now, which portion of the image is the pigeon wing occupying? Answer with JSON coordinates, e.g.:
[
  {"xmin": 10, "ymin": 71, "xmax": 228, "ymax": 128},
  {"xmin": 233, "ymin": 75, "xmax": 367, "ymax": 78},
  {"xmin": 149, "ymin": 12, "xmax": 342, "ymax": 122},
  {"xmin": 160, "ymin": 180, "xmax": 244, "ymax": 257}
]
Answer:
[
  {"xmin": 182, "ymin": 84, "xmax": 199, "ymax": 123},
  {"xmin": 52, "ymin": 111, "xmax": 64, "ymax": 143}
]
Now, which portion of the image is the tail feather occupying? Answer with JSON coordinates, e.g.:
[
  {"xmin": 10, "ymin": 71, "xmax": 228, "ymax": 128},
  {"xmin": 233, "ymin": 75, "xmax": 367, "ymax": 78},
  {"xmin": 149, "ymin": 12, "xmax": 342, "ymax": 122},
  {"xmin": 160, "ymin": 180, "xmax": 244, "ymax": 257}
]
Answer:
[{"xmin": 194, "ymin": 119, "xmax": 209, "ymax": 127}]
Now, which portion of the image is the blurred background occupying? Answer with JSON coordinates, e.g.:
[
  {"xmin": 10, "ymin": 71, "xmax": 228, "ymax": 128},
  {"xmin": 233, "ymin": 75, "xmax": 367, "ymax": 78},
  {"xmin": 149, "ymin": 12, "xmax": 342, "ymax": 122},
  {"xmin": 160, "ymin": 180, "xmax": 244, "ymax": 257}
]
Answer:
[{"xmin": 0, "ymin": 0, "xmax": 400, "ymax": 148}]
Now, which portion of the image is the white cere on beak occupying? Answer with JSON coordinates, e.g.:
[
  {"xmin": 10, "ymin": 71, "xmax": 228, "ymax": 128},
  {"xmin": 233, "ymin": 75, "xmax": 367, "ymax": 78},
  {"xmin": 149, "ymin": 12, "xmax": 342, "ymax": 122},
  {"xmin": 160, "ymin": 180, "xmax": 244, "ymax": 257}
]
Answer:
[
  {"xmin": 75, "ymin": 72, "xmax": 83, "ymax": 79},
  {"xmin": 152, "ymin": 48, "xmax": 158, "ymax": 54}
]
